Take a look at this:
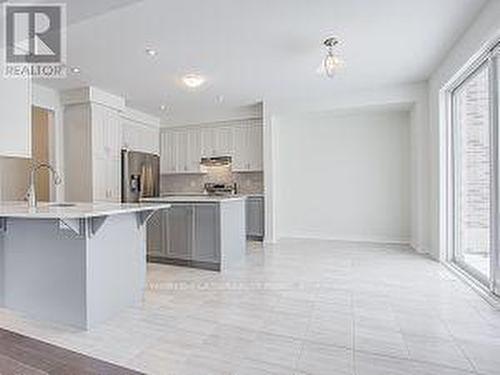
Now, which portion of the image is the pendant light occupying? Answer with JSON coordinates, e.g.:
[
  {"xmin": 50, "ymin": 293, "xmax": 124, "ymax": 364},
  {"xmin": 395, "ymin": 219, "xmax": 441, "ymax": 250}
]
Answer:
[{"xmin": 323, "ymin": 37, "xmax": 343, "ymax": 78}]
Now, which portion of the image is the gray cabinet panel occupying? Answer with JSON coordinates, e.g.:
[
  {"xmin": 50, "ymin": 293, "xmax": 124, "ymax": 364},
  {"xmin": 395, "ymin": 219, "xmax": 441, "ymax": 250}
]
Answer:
[
  {"xmin": 193, "ymin": 204, "xmax": 220, "ymax": 263},
  {"xmin": 165, "ymin": 205, "xmax": 193, "ymax": 260},
  {"xmin": 246, "ymin": 197, "xmax": 264, "ymax": 239},
  {"xmin": 146, "ymin": 210, "xmax": 163, "ymax": 257},
  {"xmin": 146, "ymin": 199, "xmax": 246, "ymax": 271}
]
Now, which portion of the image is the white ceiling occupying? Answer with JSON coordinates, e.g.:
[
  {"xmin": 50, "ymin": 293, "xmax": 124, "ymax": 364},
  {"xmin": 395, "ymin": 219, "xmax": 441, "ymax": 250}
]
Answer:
[{"xmin": 34, "ymin": 0, "xmax": 486, "ymax": 125}]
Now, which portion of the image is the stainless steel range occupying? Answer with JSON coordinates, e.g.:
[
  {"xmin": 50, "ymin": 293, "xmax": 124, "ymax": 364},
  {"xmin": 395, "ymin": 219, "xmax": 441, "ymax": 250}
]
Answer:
[{"xmin": 204, "ymin": 182, "xmax": 238, "ymax": 196}]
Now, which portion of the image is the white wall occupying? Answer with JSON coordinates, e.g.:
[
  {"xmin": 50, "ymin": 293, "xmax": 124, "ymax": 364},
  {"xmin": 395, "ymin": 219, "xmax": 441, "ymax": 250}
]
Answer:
[
  {"xmin": 409, "ymin": 89, "xmax": 431, "ymax": 254},
  {"xmin": 429, "ymin": 0, "xmax": 500, "ymax": 260},
  {"xmin": 273, "ymin": 108, "xmax": 411, "ymax": 243},
  {"xmin": 264, "ymin": 83, "xmax": 429, "ymax": 249}
]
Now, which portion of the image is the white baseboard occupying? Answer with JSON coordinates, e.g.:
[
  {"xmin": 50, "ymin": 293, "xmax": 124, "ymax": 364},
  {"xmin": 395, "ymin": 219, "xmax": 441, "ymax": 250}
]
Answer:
[
  {"xmin": 410, "ymin": 243, "xmax": 430, "ymax": 255},
  {"xmin": 277, "ymin": 234, "xmax": 410, "ymax": 246}
]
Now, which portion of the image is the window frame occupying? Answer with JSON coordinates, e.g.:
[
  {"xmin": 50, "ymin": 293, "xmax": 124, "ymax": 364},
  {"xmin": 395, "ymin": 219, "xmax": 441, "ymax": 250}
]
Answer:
[{"xmin": 443, "ymin": 40, "xmax": 500, "ymax": 293}]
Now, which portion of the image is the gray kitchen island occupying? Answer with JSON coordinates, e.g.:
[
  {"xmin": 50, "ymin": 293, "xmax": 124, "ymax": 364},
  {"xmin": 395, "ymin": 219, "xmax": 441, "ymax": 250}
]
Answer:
[
  {"xmin": 0, "ymin": 201, "xmax": 170, "ymax": 329},
  {"xmin": 143, "ymin": 196, "xmax": 246, "ymax": 271}
]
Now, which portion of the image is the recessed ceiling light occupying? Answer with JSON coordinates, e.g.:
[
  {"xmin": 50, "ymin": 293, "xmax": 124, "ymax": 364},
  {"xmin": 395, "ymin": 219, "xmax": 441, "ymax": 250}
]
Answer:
[
  {"xmin": 145, "ymin": 47, "xmax": 158, "ymax": 57},
  {"xmin": 70, "ymin": 66, "xmax": 81, "ymax": 74},
  {"xmin": 159, "ymin": 104, "xmax": 167, "ymax": 111},
  {"xmin": 182, "ymin": 74, "xmax": 205, "ymax": 88}
]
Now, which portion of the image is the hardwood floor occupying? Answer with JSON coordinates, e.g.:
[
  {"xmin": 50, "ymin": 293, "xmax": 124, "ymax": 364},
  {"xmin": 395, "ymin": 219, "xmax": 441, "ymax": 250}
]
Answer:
[{"xmin": 0, "ymin": 328, "xmax": 143, "ymax": 375}]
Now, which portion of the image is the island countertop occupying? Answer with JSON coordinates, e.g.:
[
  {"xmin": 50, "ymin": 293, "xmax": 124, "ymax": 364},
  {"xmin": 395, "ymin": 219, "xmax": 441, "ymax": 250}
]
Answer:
[
  {"xmin": 0, "ymin": 201, "xmax": 171, "ymax": 219},
  {"xmin": 141, "ymin": 195, "xmax": 246, "ymax": 203}
]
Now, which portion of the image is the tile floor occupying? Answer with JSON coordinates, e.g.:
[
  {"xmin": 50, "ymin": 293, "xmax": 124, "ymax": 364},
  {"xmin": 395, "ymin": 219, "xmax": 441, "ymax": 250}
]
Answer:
[{"xmin": 1, "ymin": 239, "xmax": 500, "ymax": 375}]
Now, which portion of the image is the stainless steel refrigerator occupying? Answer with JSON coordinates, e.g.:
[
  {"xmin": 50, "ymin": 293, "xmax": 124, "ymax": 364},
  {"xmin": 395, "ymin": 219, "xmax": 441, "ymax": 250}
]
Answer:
[{"xmin": 121, "ymin": 150, "xmax": 160, "ymax": 203}]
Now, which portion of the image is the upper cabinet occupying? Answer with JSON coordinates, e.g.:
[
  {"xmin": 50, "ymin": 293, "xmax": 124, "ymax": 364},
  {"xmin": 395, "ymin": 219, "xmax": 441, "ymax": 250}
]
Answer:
[
  {"xmin": 160, "ymin": 118, "xmax": 263, "ymax": 174},
  {"xmin": 92, "ymin": 103, "xmax": 122, "ymax": 161},
  {"xmin": 160, "ymin": 128, "xmax": 201, "ymax": 174},
  {"xmin": 0, "ymin": 75, "xmax": 31, "ymax": 158},
  {"xmin": 232, "ymin": 125, "xmax": 263, "ymax": 172},
  {"xmin": 122, "ymin": 119, "xmax": 160, "ymax": 155},
  {"xmin": 121, "ymin": 108, "xmax": 160, "ymax": 155}
]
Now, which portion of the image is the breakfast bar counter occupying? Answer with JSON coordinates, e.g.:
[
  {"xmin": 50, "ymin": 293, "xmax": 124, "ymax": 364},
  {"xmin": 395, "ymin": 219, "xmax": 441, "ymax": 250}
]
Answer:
[{"xmin": 0, "ymin": 202, "xmax": 170, "ymax": 329}]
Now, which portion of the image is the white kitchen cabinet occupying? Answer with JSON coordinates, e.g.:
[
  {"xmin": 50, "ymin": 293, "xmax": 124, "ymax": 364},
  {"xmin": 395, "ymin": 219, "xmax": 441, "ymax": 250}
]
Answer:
[
  {"xmin": 160, "ymin": 132, "xmax": 168, "ymax": 174},
  {"xmin": 201, "ymin": 127, "xmax": 217, "ymax": 157},
  {"xmin": 92, "ymin": 158, "xmax": 120, "ymax": 202},
  {"xmin": 104, "ymin": 159, "xmax": 121, "ymax": 202},
  {"xmin": 161, "ymin": 127, "xmax": 202, "ymax": 174},
  {"xmin": 201, "ymin": 126, "xmax": 233, "ymax": 157},
  {"xmin": 91, "ymin": 104, "xmax": 121, "ymax": 202},
  {"xmin": 64, "ymin": 101, "xmax": 123, "ymax": 203},
  {"xmin": 233, "ymin": 125, "xmax": 263, "ymax": 172},
  {"xmin": 232, "ymin": 126, "xmax": 249, "ymax": 171},
  {"xmin": 247, "ymin": 126, "xmax": 263, "ymax": 171},
  {"xmin": 0, "ymin": 75, "xmax": 31, "ymax": 158},
  {"xmin": 187, "ymin": 128, "xmax": 202, "ymax": 172},
  {"xmin": 160, "ymin": 131, "xmax": 177, "ymax": 174},
  {"xmin": 216, "ymin": 127, "xmax": 234, "ymax": 156},
  {"xmin": 176, "ymin": 130, "xmax": 189, "ymax": 172},
  {"xmin": 92, "ymin": 104, "xmax": 122, "ymax": 161},
  {"xmin": 160, "ymin": 119, "xmax": 263, "ymax": 175},
  {"xmin": 122, "ymin": 119, "xmax": 160, "ymax": 154}
]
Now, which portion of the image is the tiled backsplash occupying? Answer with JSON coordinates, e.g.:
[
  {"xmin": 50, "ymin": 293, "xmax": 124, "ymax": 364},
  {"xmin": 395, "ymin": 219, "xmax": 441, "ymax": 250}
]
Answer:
[{"xmin": 160, "ymin": 167, "xmax": 263, "ymax": 195}]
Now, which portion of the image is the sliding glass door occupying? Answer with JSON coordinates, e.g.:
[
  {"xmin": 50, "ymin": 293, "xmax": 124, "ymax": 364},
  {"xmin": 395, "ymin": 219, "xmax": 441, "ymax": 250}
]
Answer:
[{"xmin": 450, "ymin": 44, "xmax": 499, "ymax": 291}]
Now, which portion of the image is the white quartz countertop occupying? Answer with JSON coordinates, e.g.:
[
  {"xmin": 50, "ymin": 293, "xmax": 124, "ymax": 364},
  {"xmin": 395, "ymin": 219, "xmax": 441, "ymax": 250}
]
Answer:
[
  {"xmin": 0, "ymin": 202, "xmax": 171, "ymax": 219},
  {"xmin": 141, "ymin": 195, "xmax": 247, "ymax": 203}
]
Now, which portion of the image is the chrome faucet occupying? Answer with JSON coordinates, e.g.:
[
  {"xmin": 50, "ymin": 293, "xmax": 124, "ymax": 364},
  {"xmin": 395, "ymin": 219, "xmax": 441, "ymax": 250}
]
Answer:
[{"xmin": 26, "ymin": 162, "xmax": 62, "ymax": 208}]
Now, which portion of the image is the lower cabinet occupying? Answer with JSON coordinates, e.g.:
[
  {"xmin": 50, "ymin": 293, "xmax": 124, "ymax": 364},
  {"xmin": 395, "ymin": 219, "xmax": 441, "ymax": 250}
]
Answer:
[
  {"xmin": 147, "ymin": 203, "xmax": 220, "ymax": 267},
  {"xmin": 146, "ymin": 210, "xmax": 163, "ymax": 258},
  {"xmin": 192, "ymin": 204, "xmax": 220, "ymax": 263},
  {"xmin": 246, "ymin": 196, "xmax": 265, "ymax": 240},
  {"xmin": 165, "ymin": 205, "xmax": 193, "ymax": 260}
]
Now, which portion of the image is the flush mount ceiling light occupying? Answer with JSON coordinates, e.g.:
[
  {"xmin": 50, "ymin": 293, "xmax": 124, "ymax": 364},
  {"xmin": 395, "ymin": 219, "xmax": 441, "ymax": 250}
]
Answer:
[
  {"xmin": 182, "ymin": 73, "xmax": 206, "ymax": 88},
  {"xmin": 70, "ymin": 66, "xmax": 81, "ymax": 74},
  {"xmin": 322, "ymin": 37, "xmax": 343, "ymax": 78},
  {"xmin": 145, "ymin": 47, "xmax": 158, "ymax": 57},
  {"xmin": 159, "ymin": 104, "xmax": 167, "ymax": 111}
]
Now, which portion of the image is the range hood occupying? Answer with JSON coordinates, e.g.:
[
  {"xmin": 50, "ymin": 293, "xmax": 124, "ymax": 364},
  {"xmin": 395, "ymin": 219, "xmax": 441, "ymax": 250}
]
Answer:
[{"xmin": 200, "ymin": 156, "xmax": 232, "ymax": 167}]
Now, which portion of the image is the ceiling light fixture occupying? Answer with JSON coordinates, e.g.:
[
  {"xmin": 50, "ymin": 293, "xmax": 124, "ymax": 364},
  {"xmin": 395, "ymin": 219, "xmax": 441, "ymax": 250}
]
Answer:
[
  {"xmin": 182, "ymin": 74, "xmax": 205, "ymax": 88},
  {"xmin": 322, "ymin": 37, "xmax": 343, "ymax": 78},
  {"xmin": 70, "ymin": 66, "xmax": 81, "ymax": 74},
  {"xmin": 145, "ymin": 47, "xmax": 158, "ymax": 57},
  {"xmin": 159, "ymin": 104, "xmax": 167, "ymax": 111}
]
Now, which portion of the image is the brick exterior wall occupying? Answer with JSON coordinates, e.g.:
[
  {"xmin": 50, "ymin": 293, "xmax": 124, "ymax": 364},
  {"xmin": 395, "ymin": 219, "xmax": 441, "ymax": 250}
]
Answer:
[{"xmin": 457, "ymin": 67, "xmax": 490, "ymax": 255}]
